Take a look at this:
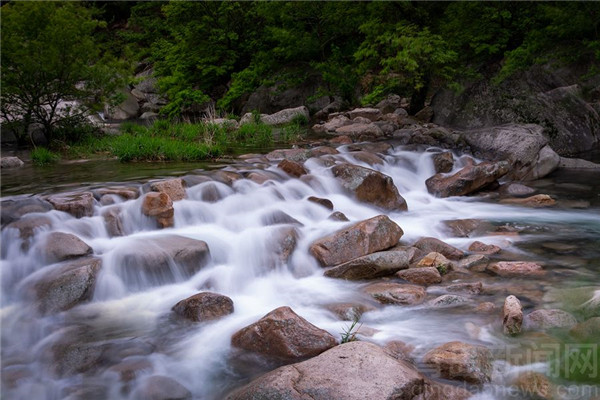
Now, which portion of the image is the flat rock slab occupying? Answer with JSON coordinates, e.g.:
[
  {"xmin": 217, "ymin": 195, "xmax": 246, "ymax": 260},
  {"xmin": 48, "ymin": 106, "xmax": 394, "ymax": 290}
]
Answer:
[
  {"xmin": 310, "ymin": 215, "xmax": 403, "ymax": 267},
  {"xmin": 324, "ymin": 250, "xmax": 409, "ymax": 280},
  {"xmin": 488, "ymin": 262, "xmax": 545, "ymax": 278},
  {"xmin": 46, "ymin": 192, "xmax": 95, "ymax": 218},
  {"xmin": 226, "ymin": 341, "xmax": 426, "ymax": 400},
  {"xmin": 426, "ymin": 161, "xmax": 509, "ymax": 198},
  {"xmin": 363, "ymin": 282, "xmax": 426, "ymax": 305},
  {"xmin": 500, "ymin": 194, "xmax": 556, "ymax": 207},
  {"xmin": 423, "ymin": 341, "xmax": 492, "ymax": 384},
  {"xmin": 231, "ymin": 306, "xmax": 337, "ymax": 362}
]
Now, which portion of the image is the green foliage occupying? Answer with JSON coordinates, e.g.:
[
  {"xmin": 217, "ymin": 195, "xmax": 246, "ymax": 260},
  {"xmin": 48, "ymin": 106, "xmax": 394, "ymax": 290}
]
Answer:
[
  {"xmin": 340, "ymin": 316, "xmax": 362, "ymax": 344},
  {"xmin": 1, "ymin": 2, "xmax": 129, "ymax": 145},
  {"xmin": 290, "ymin": 113, "xmax": 308, "ymax": 127},
  {"xmin": 31, "ymin": 148, "xmax": 59, "ymax": 166},
  {"xmin": 235, "ymin": 122, "xmax": 273, "ymax": 146}
]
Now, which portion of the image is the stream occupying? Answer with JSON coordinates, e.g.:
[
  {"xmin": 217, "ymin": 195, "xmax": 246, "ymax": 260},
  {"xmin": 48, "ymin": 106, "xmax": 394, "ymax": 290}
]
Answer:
[{"xmin": 1, "ymin": 140, "xmax": 599, "ymax": 399}]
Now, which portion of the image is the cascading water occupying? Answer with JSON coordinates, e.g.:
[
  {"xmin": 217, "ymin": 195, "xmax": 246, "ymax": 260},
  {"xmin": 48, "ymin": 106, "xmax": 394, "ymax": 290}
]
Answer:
[{"xmin": 1, "ymin": 142, "xmax": 599, "ymax": 399}]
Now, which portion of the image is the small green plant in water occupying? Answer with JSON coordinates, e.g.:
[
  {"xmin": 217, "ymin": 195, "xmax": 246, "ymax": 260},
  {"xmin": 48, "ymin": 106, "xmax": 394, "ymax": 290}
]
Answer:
[
  {"xmin": 31, "ymin": 147, "xmax": 59, "ymax": 165},
  {"xmin": 340, "ymin": 316, "xmax": 362, "ymax": 344}
]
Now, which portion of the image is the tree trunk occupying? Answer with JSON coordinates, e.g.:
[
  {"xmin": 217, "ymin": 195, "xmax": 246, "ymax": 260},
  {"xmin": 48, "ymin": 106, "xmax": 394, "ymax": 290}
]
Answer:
[{"xmin": 409, "ymin": 74, "xmax": 431, "ymax": 115}]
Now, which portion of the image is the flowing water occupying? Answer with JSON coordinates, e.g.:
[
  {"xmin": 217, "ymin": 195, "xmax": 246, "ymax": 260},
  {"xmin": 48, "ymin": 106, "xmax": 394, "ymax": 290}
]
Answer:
[{"xmin": 1, "ymin": 141, "xmax": 599, "ymax": 399}]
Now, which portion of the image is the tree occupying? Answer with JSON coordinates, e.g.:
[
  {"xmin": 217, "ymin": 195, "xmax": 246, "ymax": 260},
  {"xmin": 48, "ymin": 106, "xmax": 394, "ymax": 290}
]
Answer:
[{"xmin": 1, "ymin": 2, "xmax": 127, "ymax": 145}]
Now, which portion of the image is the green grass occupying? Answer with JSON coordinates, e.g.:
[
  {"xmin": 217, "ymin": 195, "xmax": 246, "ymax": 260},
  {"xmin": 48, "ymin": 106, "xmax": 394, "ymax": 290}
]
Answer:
[
  {"xmin": 31, "ymin": 147, "xmax": 60, "ymax": 165},
  {"xmin": 235, "ymin": 122, "xmax": 273, "ymax": 146},
  {"xmin": 340, "ymin": 316, "xmax": 362, "ymax": 344}
]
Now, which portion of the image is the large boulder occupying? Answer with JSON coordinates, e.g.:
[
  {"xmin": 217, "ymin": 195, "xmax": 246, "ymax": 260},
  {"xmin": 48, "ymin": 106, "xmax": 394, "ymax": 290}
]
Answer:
[
  {"xmin": 1, "ymin": 197, "xmax": 53, "ymax": 226},
  {"xmin": 226, "ymin": 341, "xmax": 426, "ymax": 400},
  {"xmin": 423, "ymin": 341, "xmax": 492, "ymax": 384},
  {"xmin": 324, "ymin": 250, "xmax": 410, "ymax": 280},
  {"xmin": 363, "ymin": 282, "xmax": 426, "ymax": 305},
  {"xmin": 523, "ymin": 309, "xmax": 577, "ymax": 331},
  {"xmin": 431, "ymin": 64, "xmax": 600, "ymax": 157},
  {"xmin": 104, "ymin": 90, "xmax": 139, "ymax": 121},
  {"xmin": 132, "ymin": 375, "xmax": 191, "ymax": 400},
  {"xmin": 310, "ymin": 215, "xmax": 403, "ymax": 267},
  {"xmin": 348, "ymin": 108, "xmax": 382, "ymax": 121},
  {"xmin": 41, "ymin": 232, "xmax": 92, "ymax": 262},
  {"xmin": 24, "ymin": 257, "xmax": 101, "ymax": 314},
  {"xmin": 46, "ymin": 192, "xmax": 95, "ymax": 218},
  {"xmin": 334, "ymin": 123, "xmax": 384, "ymax": 138},
  {"xmin": 460, "ymin": 124, "xmax": 560, "ymax": 180},
  {"xmin": 4, "ymin": 215, "xmax": 52, "ymax": 240},
  {"xmin": 331, "ymin": 164, "xmax": 407, "ymax": 211},
  {"xmin": 172, "ymin": 292, "xmax": 234, "ymax": 322},
  {"xmin": 115, "ymin": 235, "xmax": 211, "ymax": 287},
  {"xmin": 263, "ymin": 106, "xmax": 309, "ymax": 126},
  {"xmin": 425, "ymin": 161, "xmax": 509, "ymax": 198},
  {"xmin": 141, "ymin": 192, "xmax": 174, "ymax": 228},
  {"xmin": 231, "ymin": 306, "xmax": 337, "ymax": 363}
]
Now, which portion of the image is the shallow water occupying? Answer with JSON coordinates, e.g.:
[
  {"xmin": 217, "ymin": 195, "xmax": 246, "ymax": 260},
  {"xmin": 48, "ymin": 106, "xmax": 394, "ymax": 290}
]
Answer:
[{"xmin": 1, "ymin": 141, "xmax": 599, "ymax": 399}]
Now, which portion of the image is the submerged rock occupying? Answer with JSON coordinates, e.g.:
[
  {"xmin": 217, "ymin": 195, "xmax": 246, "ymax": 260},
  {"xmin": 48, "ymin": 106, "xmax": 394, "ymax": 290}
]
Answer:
[
  {"xmin": 423, "ymin": 341, "xmax": 492, "ymax": 384},
  {"xmin": 569, "ymin": 317, "xmax": 600, "ymax": 341},
  {"xmin": 310, "ymin": 215, "xmax": 403, "ymax": 267},
  {"xmin": 488, "ymin": 261, "xmax": 545, "ymax": 278},
  {"xmin": 511, "ymin": 372, "xmax": 554, "ymax": 400},
  {"xmin": 324, "ymin": 250, "xmax": 410, "ymax": 280},
  {"xmin": 231, "ymin": 306, "xmax": 337, "ymax": 363},
  {"xmin": 307, "ymin": 196, "xmax": 334, "ymax": 210},
  {"xmin": 0, "ymin": 156, "xmax": 25, "ymax": 169},
  {"xmin": 325, "ymin": 303, "xmax": 375, "ymax": 321},
  {"xmin": 331, "ymin": 163, "xmax": 407, "ymax": 211},
  {"xmin": 468, "ymin": 241, "xmax": 501, "ymax": 255},
  {"xmin": 226, "ymin": 341, "xmax": 425, "ymax": 400},
  {"xmin": 132, "ymin": 375, "xmax": 192, "ymax": 400},
  {"xmin": 426, "ymin": 161, "xmax": 509, "ymax": 198},
  {"xmin": 1, "ymin": 197, "xmax": 53, "ymax": 226},
  {"xmin": 5, "ymin": 215, "xmax": 52, "ymax": 240},
  {"xmin": 500, "ymin": 194, "xmax": 556, "ymax": 207},
  {"xmin": 172, "ymin": 292, "xmax": 234, "ymax": 322},
  {"xmin": 363, "ymin": 282, "xmax": 426, "ymax": 305},
  {"xmin": 523, "ymin": 309, "xmax": 577, "ymax": 331},
  {"xmin": 277, "ymin": 159, "xmax": 307, "ymax": 178}
]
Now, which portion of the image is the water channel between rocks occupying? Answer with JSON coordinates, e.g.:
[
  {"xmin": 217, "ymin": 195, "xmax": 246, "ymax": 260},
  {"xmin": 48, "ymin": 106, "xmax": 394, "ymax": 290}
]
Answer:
[{"xmin": 1, "ymin": 139, "xmax": 599, "ymax": 400}]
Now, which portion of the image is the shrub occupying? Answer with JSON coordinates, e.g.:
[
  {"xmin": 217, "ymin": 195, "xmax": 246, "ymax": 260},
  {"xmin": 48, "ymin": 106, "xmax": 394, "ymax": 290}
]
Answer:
[{"xmin": 31, "ymin": 147, "xmax": 59, "ymax": 165}]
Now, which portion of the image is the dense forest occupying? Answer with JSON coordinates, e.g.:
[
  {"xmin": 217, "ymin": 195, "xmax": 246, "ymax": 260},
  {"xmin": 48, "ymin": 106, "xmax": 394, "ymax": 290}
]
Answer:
[{"xmin": 1, "ymin": 1, "xmax": 599, "ymax": 159}]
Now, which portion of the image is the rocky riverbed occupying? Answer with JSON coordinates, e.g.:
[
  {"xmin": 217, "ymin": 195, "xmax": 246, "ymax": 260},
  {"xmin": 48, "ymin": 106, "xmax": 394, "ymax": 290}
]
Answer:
[{"xmin": 2, "ymin": 106, "xmax": 600, "ymax": 400}]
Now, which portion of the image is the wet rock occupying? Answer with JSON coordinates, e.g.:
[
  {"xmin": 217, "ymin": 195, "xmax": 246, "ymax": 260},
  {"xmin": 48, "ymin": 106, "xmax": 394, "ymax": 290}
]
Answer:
[
  {"xmin": 324, "ymin": 250, "xmax": 410, "ymax": 280},
  {"xmin": 348, "ymin": 150, "xmax": 384, "ymax": 166},
  {"xmin": 212, "ymin": 170, "xmax": 243, "ymax": 185},
  {"xmin": 500, "ymin": 194, "xmax": 556, "ymax": 207},
  {"xmin": 468, "ymin": 241, "xmax": 501, "ymax": 255},
  {"xmin": 326, "ymin": 303, "xmax": 375, "ymax": 321},
  {"xmin": 231, "ymin": 306, "xmax": 337, "ymax": 362},
  {"xmin": 48, "ymin": 332, "xmax": 105, "ymax": 378},
  {"xmin": 312, "ymin": 115, "xmax": 352, "ymax": 133},
  {"xmin": 277, "ymin": 159, "xmax": 307, "ymax": 178},
  {"xmin": 558, "ymin": 157, "xmax": 600, "ymax": 169},
  {"xmin": 149, "ymin": 178, "xmax": 186, "ymax": 201},
  {"xmin": 476, "ymin": 302, "xmax": 496, "ymax": 313},
  {"xmin": 260, "ymin": 210, "xmax": 301, "ymax": 226},
  {"xmin": 503, "ymin": 295, "xmax": 523, "ymax": 336},
  {"xmin": 500, "ymin": 183, "xmax": 536, "ymax": 197},
  {"xmin": 432, "ymin": 151, "xmax": 454, "ymax": 173},
  {"xmin": 428, "ymin": 294, "xmax": 469, "ymax": 308},
  {"xmin": 423, "ymin": 341, "xmax": 492, "ymax": 384},
  {"xmin": 329, "ymin": 134, "xmax": 353, "ymax": 144},
  {"xmin": 328, "ymin": 211, "xmax": 349, "ymax": 221},
  {"xmin": 441, "ymin": 219, "xmax": 489, "ymax": 238},
  {"xmin": 115, "ymin": 236, "xmax": 210, "ymax": 287},
  {"xmin": 446, "ymin": 282, "xmax": 483, "ymax": 295},
  {"xmin": 416, "ymin": 252, "xmax": 453, "ymax": 274},
  {"xmin": 397, "ymin": 267, "xmax": 442, "ymax": 286},
  {"xmin": 310, "ymin": 215, "xmax": 403, "ymax": 267},
  {"xmin": 413, "ymin": 237, "xmax": 464, "ymax": 260},
  {"xmin": 46, "ymin": 192, "xmax": 95, "ymax": 218},
  {"xmin": 417, "ymin": 381, "xmax": 473, "ymax": 400},
  {"xmin": 263, "ymin": 106, "xmax": 310, "ymax": 126},
  {"xmin": 0, "ymin": 156, "xmax": 24, "ymax": 169},
  {"xmin": 108, "ymin": 357, "xmax": 154, "ymax": 382},
  {"xmin": 376, "ymin": 94, "xmax": 403, "ymax": 114},
  {"xmin": 332, "ymin": 163, "xmax": 407, "ymax": 211},
  {"xmin": 1, "ymin": 197, "xmax": 53, "ymax": 226},
  {"xmin": 307, "ymin": 196, "xmax": 333, "ymax": 210},
  {"xmin": 269, "ymin": 226, "xmax": 299, "ymax": 264},
  {"xmin": 141, "ymin": 192, "xmax": 174, "ymax": 228},
  {"xmin": 102, "ymin": 207, "xmax": 124, "ymax": 237},
  {"xmin": 426, "ymin": 161, "xmax": 509, "ymax": 198},
  {"xmin": 569, "ymin": 317, "xmax": 600, "ymax": 341},
  {"xmin": 26, "ymin": 257, "xmax": 102, "ymax": 314},
  {"xmin": 348, "ymin": 107, "xmax": 382, "ymax": 121},
  {"xmin": 512, "ymin": 372, "xmax": 554, "ymax": 400},
  {"xmin": 132, "ymin": 375, "xmax": 192, "ymax": 400},
  {"xmin": 458, "ymin": 254, "xmax": 489, "ymax": 269},
  {"xmin": 172, "ymin": 292, "xmax": 234, "ymax": 322},
  {"xmin": 93, "ymin": 186, "xmax": 139, "ymax": 201},
  {"xmin": 523, "ymin": 309, "xmax": 577, "ymax": 331},
  {"xmin": 488, "ymin": 262, "xmax": 545, "ymax": 278},
  {"xmin": 5, "ymin": 215, "xmax": 52, "ymax": 240},
  {"xmin": 334, "ymin": 123, "xmax": 384, "ymax": 138},
  {"xmin": 383, "ymin": 340, "xmax": 414, "ymax": 363},
  {"xmin": 42, "ymin": 232, "xmax": 92, "ymax": 262},
  {"xmin": 226, "ymin": 341, "xmax": 425, "ymax": 400},
  {"xmin": 346, "ymin": 142, "xmax": 392, "ymax": 154},
  {"xmin": 363, "ymin": 282, "xmax": 426, "ymax": 305}
]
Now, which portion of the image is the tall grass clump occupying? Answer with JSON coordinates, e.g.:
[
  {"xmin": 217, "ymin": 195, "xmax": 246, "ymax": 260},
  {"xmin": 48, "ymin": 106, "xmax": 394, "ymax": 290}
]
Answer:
[
  {"xmin": 31, "ymin": 147, "xmax": 59, "ymax": 165},
  {"xmin": 236, "ymin": 122, "xmax": 273, "ymax": 146}
]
